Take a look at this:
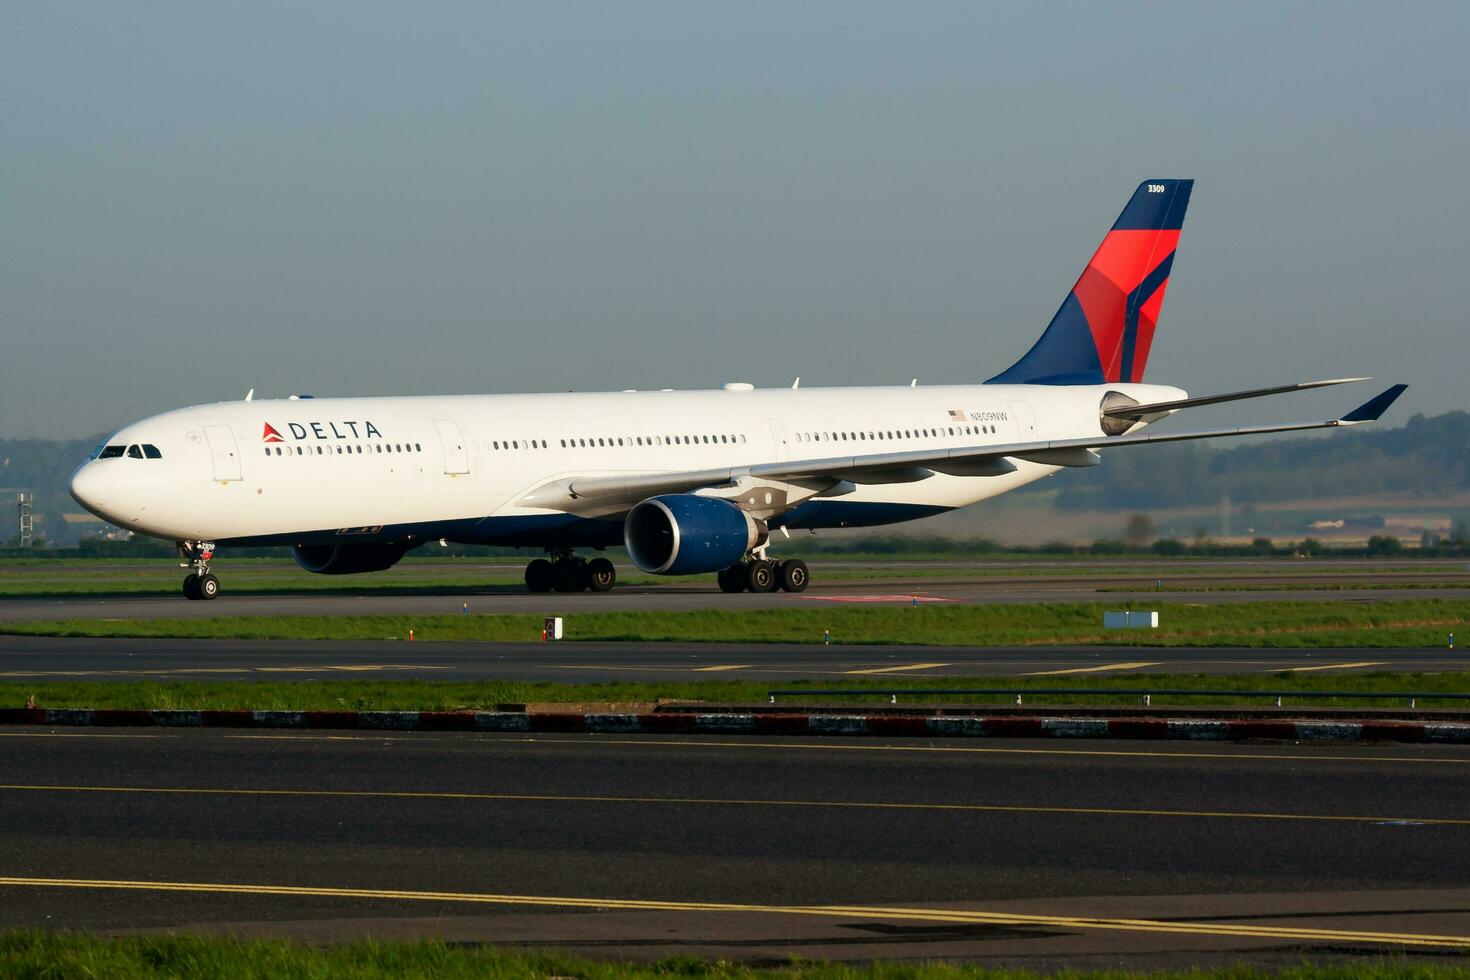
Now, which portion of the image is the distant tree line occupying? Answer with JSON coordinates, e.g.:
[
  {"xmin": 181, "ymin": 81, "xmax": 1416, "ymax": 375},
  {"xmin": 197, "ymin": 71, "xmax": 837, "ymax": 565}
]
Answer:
[{"xmin": 1036, "ymin": 411, "xmax": 1470, "ymax": 511}]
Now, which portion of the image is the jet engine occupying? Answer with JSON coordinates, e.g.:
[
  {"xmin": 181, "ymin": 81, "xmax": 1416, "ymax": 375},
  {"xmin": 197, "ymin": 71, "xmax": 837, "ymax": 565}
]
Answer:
[
  {"xmin": 624, "ymin": 495, "xmax": 765, "ymax": 575},
  {"xmin": 291, "ymin": 542, "xmax": 410, "ymax": 575}
]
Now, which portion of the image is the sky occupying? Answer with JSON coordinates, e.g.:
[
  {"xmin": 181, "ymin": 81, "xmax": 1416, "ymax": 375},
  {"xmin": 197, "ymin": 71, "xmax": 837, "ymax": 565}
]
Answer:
[{"xmin": 3, "ymin": 1, "xmax": 1466, "ymax": 439}]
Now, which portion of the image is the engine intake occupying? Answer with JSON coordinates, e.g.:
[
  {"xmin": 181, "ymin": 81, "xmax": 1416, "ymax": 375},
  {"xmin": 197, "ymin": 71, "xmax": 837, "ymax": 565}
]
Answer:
[
  {"xmin": 624, "ymin": 495, "xmax": 765, "ymax": 575},
  {"xmin": 291, "ymin": 542, "xmax": 410, "ymax": 575}
]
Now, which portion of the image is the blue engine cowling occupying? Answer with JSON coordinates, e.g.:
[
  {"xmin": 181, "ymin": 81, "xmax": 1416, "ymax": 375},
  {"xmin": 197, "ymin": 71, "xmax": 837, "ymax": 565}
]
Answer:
[
  {"xmin": 624, "ymin": 495, "xmax": 762, "ymax": 575},
  {"xmin": 292, "ymin": 542, "xmax": 410, "ymax": 575}
]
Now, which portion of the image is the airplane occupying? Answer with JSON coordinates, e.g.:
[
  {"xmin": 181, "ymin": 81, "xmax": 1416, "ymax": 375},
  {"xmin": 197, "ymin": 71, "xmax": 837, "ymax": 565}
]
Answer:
[{"xmin": 69, "ymin": 179, "xmax": 1407, "ymax": 600}]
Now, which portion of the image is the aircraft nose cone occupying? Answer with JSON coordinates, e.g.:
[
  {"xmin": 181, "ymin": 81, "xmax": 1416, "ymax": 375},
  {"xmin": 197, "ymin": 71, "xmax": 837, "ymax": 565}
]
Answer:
[{"xmin": 69, "ymin": 464, "xmax": 112, "ymax": 520}]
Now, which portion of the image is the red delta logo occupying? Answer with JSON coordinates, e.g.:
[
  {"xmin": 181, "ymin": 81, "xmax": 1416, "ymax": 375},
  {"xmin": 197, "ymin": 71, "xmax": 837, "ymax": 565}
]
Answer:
[{"xmin": 262, "ymin": 423, "xmax": 285, "ymax": 443}]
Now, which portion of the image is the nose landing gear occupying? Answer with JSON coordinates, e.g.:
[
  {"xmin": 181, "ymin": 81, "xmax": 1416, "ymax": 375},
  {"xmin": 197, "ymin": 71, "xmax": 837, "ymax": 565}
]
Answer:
[
  {"xmin": 179, "ymin": 541, "xmax": 220, "ymax": 600},
  {"xmin": 524, "ymin": 551, "xmax": 617, "ymax": 593}
]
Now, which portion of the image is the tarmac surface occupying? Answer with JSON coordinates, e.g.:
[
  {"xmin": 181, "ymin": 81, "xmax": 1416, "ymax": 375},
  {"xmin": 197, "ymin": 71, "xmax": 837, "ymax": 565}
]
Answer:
[
  {"xmin": 3, "ymin": 580, "xmax": 1469, "ymax": 622},
  {"xmin": 2, "ymin": 729, "xmax": 1468, "ymax": 965},
  {"xmin": 2, "ymin": 634, "xmax": 1466, "ymax": 682}
]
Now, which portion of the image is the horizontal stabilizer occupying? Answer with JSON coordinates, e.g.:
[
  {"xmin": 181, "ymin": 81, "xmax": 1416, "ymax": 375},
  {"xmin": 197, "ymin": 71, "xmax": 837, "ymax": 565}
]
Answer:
[{"xmin": 1103, "ymin": 378, "xmax": 1370, "ymax": 419}]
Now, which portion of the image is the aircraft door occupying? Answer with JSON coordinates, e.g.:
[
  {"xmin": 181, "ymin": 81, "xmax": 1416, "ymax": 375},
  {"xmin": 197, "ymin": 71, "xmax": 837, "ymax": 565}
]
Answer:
[
  {"xmin": 434, "ymin": 419, "xmax": 471, "ymax": 475},
  {"xmin": 202, "ymin": 425, "xmax": 242, "ymax": 482},
  {"xmin": 1007, "ymin": 401, "xmax": 1037, "ymax": 440},
  {"xmin": 767, "ymin": 419, "xmax": 789, "ymax": 462}
]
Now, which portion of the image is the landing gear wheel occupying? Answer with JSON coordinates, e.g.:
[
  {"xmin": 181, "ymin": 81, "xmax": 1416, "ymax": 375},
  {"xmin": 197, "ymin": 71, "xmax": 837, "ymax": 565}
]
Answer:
[
  {"xmin": 717, "ymin": 566, "xmax": 746, "ymax": 593},
  {"xmin": 778, "ymin": 559, "xmax": 809, "ymax": 593},
  {"xmin": 585, "ymin": 557, "xmax": 616, "ymax": 592},
  {"xmin": 553, "ymin": 559, "xmax": 584, "ymax": 593},
  {"xmin": 178, "ymin": 540, "xmax": 218, "ymax": 602},
  {"xmin": 746, "ymin": 559, "xmax": 778, "ymax": 593},
  {"xmin": 525, "ymin": 559, "xmax": 554, "ymax": 593}
]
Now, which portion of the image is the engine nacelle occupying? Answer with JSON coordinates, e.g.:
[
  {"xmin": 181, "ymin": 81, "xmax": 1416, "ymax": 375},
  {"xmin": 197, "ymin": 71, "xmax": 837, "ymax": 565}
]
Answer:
[
  {"xmin": 624, "ymin": 495, "xmax": 765, "ymax": 575},
  {"xmin": 291, "ymin": 542, "xmax": 409, "ymax": 575}
]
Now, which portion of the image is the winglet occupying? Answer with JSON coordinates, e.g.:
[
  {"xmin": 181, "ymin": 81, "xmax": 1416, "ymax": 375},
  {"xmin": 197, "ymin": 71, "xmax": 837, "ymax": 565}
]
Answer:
[{"xmin": 1340, "ymin": 384, "xmax": 1408, "ymax": 423}]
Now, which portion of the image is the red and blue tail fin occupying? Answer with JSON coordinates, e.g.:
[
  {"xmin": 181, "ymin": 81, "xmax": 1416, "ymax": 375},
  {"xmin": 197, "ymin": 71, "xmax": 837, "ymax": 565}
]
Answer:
[{"xmin": 987, "ymin": 179, "xmax": 1193, "ymax": 385}]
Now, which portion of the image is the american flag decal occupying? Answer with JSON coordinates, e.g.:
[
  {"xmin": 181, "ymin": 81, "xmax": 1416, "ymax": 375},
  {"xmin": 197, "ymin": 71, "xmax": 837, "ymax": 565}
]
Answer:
[{"xmin": 948, "ymin": 409, "xmax": 966, "ymax": 422}]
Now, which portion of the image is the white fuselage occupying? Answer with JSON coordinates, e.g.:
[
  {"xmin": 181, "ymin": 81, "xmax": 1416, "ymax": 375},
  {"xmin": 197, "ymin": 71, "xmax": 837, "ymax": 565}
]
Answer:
[{"xmin": 69, "ymin": 381, "xmax": 1184, "ymax": 549}]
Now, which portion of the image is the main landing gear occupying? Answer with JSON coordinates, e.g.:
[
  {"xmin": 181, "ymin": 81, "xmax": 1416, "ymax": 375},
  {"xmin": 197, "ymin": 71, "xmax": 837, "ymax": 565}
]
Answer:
[
  {"xmin": 524, "ymin": 551, "xmax": 617, "ymax": 593},
  {"xmin": 717, "ymin": 556, "xmax": 809, "ymax": 594},
  {"xmin": 179, "ymin": 541, "xmax": 220, "ymax": 600}
]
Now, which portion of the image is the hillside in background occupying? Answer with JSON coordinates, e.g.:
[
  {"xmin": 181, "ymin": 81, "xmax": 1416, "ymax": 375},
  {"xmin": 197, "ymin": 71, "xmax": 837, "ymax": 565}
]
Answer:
[
  {"xmin": 0, "ymin": 435, "xmax": 104, "ymax": 546},
  {"xmin": 1041, "ymin": 410, "xmax": 1470, "ymax": 512},
  {"xmin": 1, "ymin": 412, "xmax": 1467, "ymax": 548}
]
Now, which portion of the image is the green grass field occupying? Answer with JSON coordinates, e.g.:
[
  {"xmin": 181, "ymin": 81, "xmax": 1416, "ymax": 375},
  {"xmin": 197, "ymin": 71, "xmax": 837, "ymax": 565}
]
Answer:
[
  {"xmin": 5, "ymin": 671, "xmax": 1469, "ymax": 712},
  {"xmin": 4, "ymin": 599, "xmax": 1467, "ymax": 648},
  {"xmin": 0, "ymin": 933, "xmax": 1460, "ymax": 979}
]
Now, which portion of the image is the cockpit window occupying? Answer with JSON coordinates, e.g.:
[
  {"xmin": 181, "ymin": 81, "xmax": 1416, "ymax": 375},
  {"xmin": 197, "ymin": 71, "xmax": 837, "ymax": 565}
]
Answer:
[
  {"xmin": 127, "ymin": 445, "xmax": 144, "ymax": 459},
  {"xmin": 143, "ymin": 444, "xmax": 162, "ymax": 459},
  {"xmin": 97, "ymin": 445, "xmax": 126, "ymax": 459}
]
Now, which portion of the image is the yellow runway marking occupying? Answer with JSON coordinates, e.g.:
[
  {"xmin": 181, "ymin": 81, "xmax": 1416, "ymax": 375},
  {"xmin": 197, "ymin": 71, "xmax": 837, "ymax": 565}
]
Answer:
[
  {"xmin": 1284, "ymin": 661, "xmax": 1389, "ymax": 672},
  {"xmin": 1, "ymin": 783, "xmax": 1465, "ymax": 826},
  {"xmin": 845, "ymin": 662, "xmax": 952, "ymax": 675},
  {"xmin": 0, "ymin": 876, "xmax": 1465, "ymax": 948},
  {"xmin": 1027, "ymin": 661, "xmax": 1164, "ymax": 676},
  {"xmin": 692, "ymin": 664, "xmax": 755, "ymax": 672}
]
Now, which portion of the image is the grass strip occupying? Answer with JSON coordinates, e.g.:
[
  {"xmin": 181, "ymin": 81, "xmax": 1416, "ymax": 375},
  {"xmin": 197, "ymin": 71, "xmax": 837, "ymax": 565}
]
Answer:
[
  {"xmin": 1, "ymin": 556, "xmax": 1458, "ymax": 598},
  {"xmin": 0, "ymin": 932, "xmax": 1461, "ymax": 979},
  {"xmin": 3, "ymin": 600, "xmax": 1467, "ymax": 647},
  {"xmin": 4, "ymin": 672, "xmax": 1470, "ymax": 712}
]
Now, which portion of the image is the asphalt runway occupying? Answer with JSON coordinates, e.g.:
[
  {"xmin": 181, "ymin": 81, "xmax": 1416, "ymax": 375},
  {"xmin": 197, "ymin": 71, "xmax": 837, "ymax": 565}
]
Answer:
[
  {"xmin": 3, "ymin": 576, "xmax": 1469, "ymax": 622},
  {"xmin": 2, "ymin": 634, "xmax": 1466, "ymax": 682},
  {"xmin": 2, "ymin": 729, "xmax": 1468, "ymax": 965}
]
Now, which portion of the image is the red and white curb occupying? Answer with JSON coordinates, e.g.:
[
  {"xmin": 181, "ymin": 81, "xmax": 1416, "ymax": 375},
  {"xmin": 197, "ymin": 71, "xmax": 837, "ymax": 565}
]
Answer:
[{"xmin": 1, "ymin": 708, "xmax": 1467, "ymax": 742}]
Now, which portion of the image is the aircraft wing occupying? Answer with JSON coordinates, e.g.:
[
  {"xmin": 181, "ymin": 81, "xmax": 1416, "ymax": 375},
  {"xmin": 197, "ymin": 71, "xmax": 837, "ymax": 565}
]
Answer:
[{"xmin": 518, "ymin": 384, "xmax": 1407, "ymax": 513}]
